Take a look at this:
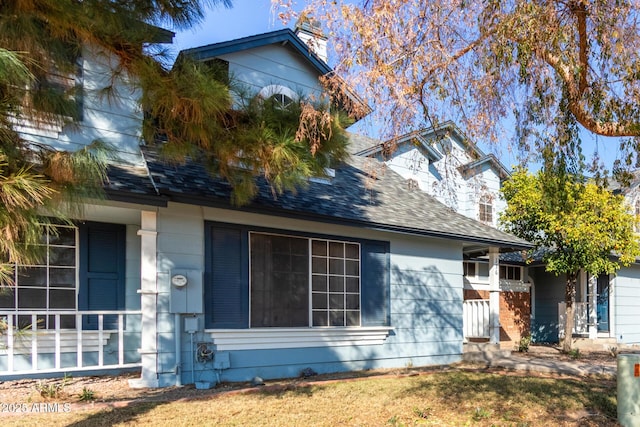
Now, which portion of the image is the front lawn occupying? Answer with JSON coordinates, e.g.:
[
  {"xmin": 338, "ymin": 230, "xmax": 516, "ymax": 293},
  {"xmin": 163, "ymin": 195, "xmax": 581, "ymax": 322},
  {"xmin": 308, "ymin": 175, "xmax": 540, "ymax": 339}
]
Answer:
[{"xmin": 0, "ymin": 369, "xmax": 617, "ymax": 426}]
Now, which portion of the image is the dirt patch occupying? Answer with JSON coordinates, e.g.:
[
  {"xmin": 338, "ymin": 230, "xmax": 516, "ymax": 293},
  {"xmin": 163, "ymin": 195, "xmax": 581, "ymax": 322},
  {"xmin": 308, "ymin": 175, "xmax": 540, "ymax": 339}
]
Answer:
[
  {"xmin": 525, "ymin": 344, "xmax": 618, "ymax": 366},
  {"xmin": 0, "ymin": 372, "xmax": 256, "ymax": 407}
]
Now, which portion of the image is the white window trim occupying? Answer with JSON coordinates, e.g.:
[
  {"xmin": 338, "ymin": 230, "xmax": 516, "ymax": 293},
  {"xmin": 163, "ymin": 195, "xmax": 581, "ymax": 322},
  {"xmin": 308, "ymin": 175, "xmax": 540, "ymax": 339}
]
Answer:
[
  {"xmin": 4, "ymin": 224, "xmax": 79, "ymax": 327},
  {"xmin": 500, "ymin": 265, "xmax": 523, "ymax": 281},
  {"xmin": 258, "ymin": 84, "xmax": 299, "ymax": 102},
  {"xmin": 463, "ymin": 261, "xmax": 489, "ymax": 289},
  {"xmin": 479, "ymin": 194, "xmax": 493, "ymax": 224},
  {"xmin": 205, "ymin": 326, "xmax": 394, "ymax": 351}
]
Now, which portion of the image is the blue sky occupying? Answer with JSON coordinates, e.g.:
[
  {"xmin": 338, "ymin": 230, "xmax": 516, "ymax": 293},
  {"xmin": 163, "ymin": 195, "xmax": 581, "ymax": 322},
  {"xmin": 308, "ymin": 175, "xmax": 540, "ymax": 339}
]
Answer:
[
  {"xmin": 172, "ymin": 1, "xmax": 286, "ymax": 54},
  {"xmin": 170, "ymin": 1, "xmax": 624, "ymax": 171}
]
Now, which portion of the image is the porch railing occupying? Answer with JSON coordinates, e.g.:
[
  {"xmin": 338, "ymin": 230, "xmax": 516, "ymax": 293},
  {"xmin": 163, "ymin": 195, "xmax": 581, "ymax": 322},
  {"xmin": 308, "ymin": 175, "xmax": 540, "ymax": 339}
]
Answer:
[
  {"xmin": 0, "ymin": 310, "xmax": 142, "ymax": 376},
  {"xmin": 463, "ymin": 299, "xmax": 490, "ymax": 339},
  {"xmin": 557, "ymin": 302, "xmax": 588, "ymax": 338}
]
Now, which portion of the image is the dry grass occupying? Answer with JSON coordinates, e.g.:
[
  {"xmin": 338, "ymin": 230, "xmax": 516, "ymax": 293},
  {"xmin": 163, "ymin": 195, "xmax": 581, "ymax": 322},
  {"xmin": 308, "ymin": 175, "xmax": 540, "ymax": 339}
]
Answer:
[{"xmin": 0, "ymin": 368, "xmax": 617, "ymax": 426}]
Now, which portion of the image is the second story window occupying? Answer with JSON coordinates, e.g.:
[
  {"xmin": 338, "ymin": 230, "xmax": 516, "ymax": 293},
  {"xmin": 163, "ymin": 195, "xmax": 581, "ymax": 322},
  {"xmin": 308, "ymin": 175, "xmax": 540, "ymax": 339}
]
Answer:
[
  {"xmin": 479, "ymin": 194, "xmax": 493, "ymax": 224},
  {"xmin": 30, "ymin": 53, "xmax": 83, "ymax": 122},
  {"xmin": 258, "ymin": 85, "xmax": 298, "ymax": 110},
  {"xmin": 269, "ymin": 93, "xmax": 294, "ymax": 109}
]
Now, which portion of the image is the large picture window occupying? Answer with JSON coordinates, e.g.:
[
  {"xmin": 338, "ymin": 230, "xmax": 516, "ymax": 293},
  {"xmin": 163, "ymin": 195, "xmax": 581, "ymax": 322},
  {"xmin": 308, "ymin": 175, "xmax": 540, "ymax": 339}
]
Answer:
[
  {"xmin": 249, "ymin": 232, "xmax": 361, "ymax": 328},
  {"xmin": 250, "ymin": 233, "xmax": 309, "ymax": 327},
  {"xmin": 205, "ymin": 222, "xmax": 389, "ymax": 330}
]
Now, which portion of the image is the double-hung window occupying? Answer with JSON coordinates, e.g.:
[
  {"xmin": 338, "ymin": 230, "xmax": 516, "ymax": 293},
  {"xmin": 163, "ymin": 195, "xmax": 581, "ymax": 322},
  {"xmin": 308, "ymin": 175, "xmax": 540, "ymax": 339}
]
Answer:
[{"xmin": 479, "ymin": 194, "xmax": 493, "ymax": 224}]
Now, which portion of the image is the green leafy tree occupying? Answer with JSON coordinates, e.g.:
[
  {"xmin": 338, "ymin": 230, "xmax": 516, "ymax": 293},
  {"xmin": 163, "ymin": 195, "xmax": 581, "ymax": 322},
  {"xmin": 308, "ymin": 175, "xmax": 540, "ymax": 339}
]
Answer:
[
  {"xmin": 1, "ymin": 1, "xmax": 350, "ymax": 284},
  {"xmin": 500, "ymin": 168, "xmax": 640, "ymax": 351}
]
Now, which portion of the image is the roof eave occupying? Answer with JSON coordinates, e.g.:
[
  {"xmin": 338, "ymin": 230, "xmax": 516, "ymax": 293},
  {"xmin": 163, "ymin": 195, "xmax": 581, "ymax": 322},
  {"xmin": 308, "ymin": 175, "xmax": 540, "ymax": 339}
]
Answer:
[
  {"xmin": 104, "ymin": 189, "xmax": 168, "ymax": 207},
  {"xmin": 177, "ymin": 29, "xmax": 371, "ymax": 121},
  {"xmin": 460, "ymin": 155, "xmax": 511, "ymax": 181},
  {"xmin": 156, "ymin": 189, "xmax": 530, "ymax": 250},
  {"xmin": 178, "ymin": 29, "xmax": 330, "ymax": 74}
]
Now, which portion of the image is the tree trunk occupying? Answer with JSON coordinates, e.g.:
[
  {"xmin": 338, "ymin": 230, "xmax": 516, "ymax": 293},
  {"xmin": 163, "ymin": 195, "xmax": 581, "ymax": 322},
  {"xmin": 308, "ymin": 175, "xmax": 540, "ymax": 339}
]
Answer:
[{"xmin": 562, "ymin": 272, "xmax": 578, "ymax": 352}]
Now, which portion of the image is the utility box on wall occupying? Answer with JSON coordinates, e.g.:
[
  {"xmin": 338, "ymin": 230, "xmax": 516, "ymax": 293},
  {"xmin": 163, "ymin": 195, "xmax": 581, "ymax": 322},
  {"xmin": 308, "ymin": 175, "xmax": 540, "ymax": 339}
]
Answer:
[
  {"xmin": 169, "ymin": 269, "xmax": 203, "ymax": 314},
  {"xmin": 618, "ymin": 353, "xmax": 640, "ymax": 427}
]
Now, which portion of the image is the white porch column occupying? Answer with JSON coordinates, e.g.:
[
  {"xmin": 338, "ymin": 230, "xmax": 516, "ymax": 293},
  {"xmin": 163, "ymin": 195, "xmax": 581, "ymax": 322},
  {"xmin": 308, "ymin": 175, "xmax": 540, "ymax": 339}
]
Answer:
[
  {"xmin": 488, "ymin": 247, "xmax": 501, "ymax": 345},
  {"xmin": 129, "ymin": 210, "xmax": 160, "ymax": 388},
  {"xmin": 587, "ymin": 273, "xmax": 598, "ymax": 340}
]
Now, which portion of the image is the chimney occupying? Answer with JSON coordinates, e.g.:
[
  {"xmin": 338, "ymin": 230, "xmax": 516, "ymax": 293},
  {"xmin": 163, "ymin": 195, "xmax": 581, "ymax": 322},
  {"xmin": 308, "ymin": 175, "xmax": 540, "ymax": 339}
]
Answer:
[{"xmin": 294, "ymin": 16, "xmax": 328, "ymax": 63}]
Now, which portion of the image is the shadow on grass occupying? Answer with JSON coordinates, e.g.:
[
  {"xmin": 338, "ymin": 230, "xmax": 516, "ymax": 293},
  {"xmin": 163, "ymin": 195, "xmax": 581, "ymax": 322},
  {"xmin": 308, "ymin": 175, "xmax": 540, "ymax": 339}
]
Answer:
[
  {"xmin": 65, "ymin": 401, "xmax": 169, "ymax": 427},
  {"xmin": 402, "ymin": 371, "xmax": 616, "ymax": 421},
  {"xmin": 256, "ymin": 384, "xmax": 315, "ymax": 399}
]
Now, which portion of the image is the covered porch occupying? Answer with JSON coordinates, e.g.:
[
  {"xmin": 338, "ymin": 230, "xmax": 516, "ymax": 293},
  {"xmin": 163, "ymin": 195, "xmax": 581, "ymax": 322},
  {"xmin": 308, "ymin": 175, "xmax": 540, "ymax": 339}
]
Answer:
[
  {"xmin": 0, "ymin": 205, "xmax": 158, "ymax": 380},
  {"xmin": 0, "ymin": 310, "xmax": 141, "ymax": 377},
  {"xmin": 462, "ymin": 246, "xmax": 532, "ymax": 350}
]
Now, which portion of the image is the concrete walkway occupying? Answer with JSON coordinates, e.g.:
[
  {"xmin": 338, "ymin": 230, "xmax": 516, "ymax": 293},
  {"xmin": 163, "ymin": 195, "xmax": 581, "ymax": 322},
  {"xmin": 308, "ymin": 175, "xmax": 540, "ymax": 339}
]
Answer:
[
  {"xmin": 463, "ymin": 344, "xmax": 618, "ymax": 378},
  {"xmin": 481, "ymin": 353, "xmax": 616, "ymax": 377}
]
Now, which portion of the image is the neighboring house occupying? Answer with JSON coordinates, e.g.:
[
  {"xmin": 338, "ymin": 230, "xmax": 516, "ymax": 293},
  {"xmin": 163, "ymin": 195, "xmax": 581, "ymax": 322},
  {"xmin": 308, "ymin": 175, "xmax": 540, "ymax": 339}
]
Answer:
[
  {"xmin": 527, "ymin": 257, "xmax": 639, "ymax": 348},
  {"xmin": 0, "ymin": 25, "xmax": 530, "ymax": 386},
  {"xmin": 351, "ymin": 129, "xmax": 531, "ymax": 349},
  {"xmin": 528, "ymin": 177, "xmax": 640, "ymax": 347},
  {"xmin": 351, "ymin": 123, "xmax": 510, "ymax": 228}
]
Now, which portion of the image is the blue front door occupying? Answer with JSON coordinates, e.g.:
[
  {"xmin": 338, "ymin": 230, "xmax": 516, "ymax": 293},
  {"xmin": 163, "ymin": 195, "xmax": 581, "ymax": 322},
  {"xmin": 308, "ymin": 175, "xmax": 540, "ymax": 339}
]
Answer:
[
  {"xmin": 78, "ymin": 222, "xmax": 126, "ymax": 330},
  {"xmin": 596, "ymin": 274, "xmax": 609, "ymax": 332}
]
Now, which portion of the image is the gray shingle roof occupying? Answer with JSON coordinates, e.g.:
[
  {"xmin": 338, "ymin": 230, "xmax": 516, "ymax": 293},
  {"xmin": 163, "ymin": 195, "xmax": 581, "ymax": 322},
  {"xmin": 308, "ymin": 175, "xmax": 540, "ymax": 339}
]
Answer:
[
  {"xmin": 140, "ymin": 140, "xmax": 530, "ymax": 249},
  {"xmin": 346, "ymin": 132, "xmax": 382, "ymax": 155},
  {"xmin": 104, "ymin": 164, "xmax": 166, "ymax": 206}
]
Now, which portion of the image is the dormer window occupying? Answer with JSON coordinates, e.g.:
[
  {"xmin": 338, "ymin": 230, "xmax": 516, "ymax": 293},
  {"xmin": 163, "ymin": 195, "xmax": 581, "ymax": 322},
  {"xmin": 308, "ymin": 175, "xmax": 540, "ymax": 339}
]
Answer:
[
  {"xmin": 479, "ymin": 194, "xmax": 493, "ymax": 224},
  {"xmin": 258, "ymin": 85, "xmax": 299, "ymax": 109}
]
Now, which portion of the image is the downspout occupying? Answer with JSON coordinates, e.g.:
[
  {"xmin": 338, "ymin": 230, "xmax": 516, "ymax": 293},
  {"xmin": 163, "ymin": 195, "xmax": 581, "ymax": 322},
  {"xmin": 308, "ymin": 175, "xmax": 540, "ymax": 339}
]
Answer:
[{"xmin": 175, "ymin": 314, "xmax": 182, "ymax": 386}]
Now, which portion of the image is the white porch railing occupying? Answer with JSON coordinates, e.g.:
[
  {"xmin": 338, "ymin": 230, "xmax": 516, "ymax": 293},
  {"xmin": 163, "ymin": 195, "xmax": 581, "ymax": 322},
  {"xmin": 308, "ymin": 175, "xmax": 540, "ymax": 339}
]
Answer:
[
  {"xmin": 558, "ymin": 302, "xmax": 588, "ymax": 338},
  {"xmin": 0, "ymin": 310, "xmax": 142, "ymax": 376},
  {"xmin": 463, "ymin": 299, "xmax": 490, "ymax": 339}
]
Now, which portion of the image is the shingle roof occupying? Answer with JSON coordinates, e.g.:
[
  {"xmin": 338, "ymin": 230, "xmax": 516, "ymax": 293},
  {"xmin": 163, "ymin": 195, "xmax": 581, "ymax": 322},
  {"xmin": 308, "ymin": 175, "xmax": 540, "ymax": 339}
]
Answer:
[
  {"xmin": 346, "ymin": 132, "xmax": 382, "ymax": 155},
  {"xmin": 104, "ymin": 164, "xmax": 166, "ymax": 207},
  {"xmin": 140, "ymin": 141, "xmax": 530, "ymax": 249}
]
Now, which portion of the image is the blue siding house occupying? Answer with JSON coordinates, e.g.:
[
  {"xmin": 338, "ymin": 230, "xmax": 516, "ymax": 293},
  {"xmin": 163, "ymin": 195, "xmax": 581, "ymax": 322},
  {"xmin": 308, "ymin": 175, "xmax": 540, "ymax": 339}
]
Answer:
[{"xmin": 2, "ymin": 25, "xmax": 530, "ymax": 386}]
